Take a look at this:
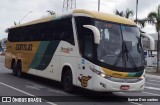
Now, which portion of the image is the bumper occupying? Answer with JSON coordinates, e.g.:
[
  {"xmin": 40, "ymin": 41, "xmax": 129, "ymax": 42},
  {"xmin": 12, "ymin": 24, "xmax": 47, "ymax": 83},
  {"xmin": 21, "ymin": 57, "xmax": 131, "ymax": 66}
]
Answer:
[{"xmin": 92, "ymin": 75, "xmax": 145, "ymax": 92}]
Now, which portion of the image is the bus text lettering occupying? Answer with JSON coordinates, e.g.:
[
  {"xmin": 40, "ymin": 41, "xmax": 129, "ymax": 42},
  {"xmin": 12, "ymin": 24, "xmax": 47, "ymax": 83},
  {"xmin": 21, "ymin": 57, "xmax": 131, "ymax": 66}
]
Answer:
[{"xmin": 16, "ymin": 44, "xmax": 32, "ymax": 51}]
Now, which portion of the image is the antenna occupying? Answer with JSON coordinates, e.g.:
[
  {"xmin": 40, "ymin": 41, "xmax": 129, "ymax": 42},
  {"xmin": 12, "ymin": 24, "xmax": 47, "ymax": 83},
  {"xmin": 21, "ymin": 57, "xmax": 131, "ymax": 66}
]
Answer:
[{"xmin": 63, "ymin": 0, "xmax": 76, "ymax": 12}]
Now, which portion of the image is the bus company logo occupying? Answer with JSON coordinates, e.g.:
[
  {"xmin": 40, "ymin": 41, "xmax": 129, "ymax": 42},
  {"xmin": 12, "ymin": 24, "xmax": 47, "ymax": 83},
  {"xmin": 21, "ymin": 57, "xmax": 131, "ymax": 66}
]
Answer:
[
  {"xmin": 16, "ymin": 44, "xmax": 32, "ymax": 51},
  {"xmin": 2, "ymin": 97, "xmax": 11, "ymax": 102},
  {"xmin": 60, "ymin": 47, "xmax": 73, "ymax": 53},
  {"xmin": 78, "ymin": 74, "xmax": 92, "ymax": 87},
  {"xmin": 112, "ymin": 73, "xmax": 122, "ymax": 77}
]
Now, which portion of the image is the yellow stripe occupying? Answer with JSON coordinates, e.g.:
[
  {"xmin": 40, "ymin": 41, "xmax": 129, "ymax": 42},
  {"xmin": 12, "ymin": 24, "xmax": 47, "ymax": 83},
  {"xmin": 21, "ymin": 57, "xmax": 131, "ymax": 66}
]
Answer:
[
  {"xmin": 73, "ymin": 9, "xmax": 136, "ymax": 26},
  {"xmin": 101, "ymin": 67, "xmax": 128, "ymax": 78},
  {"xmin": 11, "ymin": 9, "xmax": 136, "ymax": 29}
]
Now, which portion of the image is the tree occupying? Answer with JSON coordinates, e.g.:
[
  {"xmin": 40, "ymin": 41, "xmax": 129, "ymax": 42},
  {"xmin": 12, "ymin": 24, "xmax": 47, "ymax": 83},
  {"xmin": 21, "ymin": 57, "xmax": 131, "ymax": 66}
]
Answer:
[
  {"xmin": 115, "ymin": 9, "xmax": 124, "ymax": 17},
  {"xmin": 14, "ymin": 21, "xmax": 17, "ymax": 26},
  {"xmin": 114, "ymin": 8, "xmax": 134, "ymax": 19},
  {"xmin": 5, "ymin": 28, "xmax": 9, "ymax": 33},
  {"xmin": 114, "ymin": 8, "xmax": 146, "ymax": 28},
  {"xmin": 147, "ymin": 5, "xmax": 160, "ymax": 72},
  {"xmin": 136, "ymin": 18, "xmax": 148, "ymax": 28},
  {"xmin": 125, "ymin": 8, "xmax": 134, "ymax": 19},
  {"xmin": 0, "ymin": 41, "xmax": 2, "ymax": 49},
  {"xmin": 47, "ymin": 11, "xmax": 56, "ymax": 15}
]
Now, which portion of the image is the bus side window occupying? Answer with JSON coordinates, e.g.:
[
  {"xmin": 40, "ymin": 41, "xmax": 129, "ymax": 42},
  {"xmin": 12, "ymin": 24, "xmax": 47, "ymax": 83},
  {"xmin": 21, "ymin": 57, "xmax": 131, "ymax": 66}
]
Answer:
[
  {"xmin": 8, "ymin": 18, "xmax": 74, "ymax": 43},
  {"xmin": 51, "ymin": 18, "xmax": 75, "ymax": 45}
]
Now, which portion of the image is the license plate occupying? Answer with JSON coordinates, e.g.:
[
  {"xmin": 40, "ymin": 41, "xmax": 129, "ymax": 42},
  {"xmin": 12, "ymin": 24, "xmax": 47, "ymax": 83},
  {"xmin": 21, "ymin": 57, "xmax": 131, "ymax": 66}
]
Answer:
[{"xmin": 120, "ymin": 85, "xmax": 130, "ymax": 90}]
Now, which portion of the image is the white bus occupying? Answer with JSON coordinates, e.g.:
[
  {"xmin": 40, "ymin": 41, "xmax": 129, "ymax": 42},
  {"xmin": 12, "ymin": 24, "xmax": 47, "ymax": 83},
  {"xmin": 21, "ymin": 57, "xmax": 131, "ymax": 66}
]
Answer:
[{"xmin": 5, "ymin": 10, "xmax": 154, "ymax": 92}]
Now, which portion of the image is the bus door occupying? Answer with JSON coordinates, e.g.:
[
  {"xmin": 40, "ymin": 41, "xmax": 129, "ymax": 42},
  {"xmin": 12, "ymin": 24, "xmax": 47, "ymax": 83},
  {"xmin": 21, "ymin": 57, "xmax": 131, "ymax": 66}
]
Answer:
[
  {"xmin": 77, "ymin": 35, "xmax": 93, "ymax": 89},
  {"xmin": 75, "ymin": 17, "xmax": 94, "ymax": 89}
]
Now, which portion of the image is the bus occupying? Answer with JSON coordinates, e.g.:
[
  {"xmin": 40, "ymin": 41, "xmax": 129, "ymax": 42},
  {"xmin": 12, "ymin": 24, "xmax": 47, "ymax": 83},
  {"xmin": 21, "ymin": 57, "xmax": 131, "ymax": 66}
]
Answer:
[{"xmin": 5, "ymin": 9, "xmax": 154, "ymax": 92}]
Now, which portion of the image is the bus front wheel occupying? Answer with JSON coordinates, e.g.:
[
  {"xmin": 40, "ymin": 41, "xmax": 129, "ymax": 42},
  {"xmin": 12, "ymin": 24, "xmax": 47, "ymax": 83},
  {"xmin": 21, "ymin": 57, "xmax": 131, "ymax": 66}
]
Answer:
[{"xmin": 62, "ymin": 70, "xmax": 74, "ymax": 93}]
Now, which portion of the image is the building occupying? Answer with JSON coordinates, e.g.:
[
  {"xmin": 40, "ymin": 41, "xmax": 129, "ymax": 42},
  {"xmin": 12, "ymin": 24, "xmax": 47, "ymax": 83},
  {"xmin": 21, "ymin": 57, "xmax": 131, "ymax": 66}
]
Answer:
[{"xmin": 1, "ymin": 38, "xmax": 7, "ymax": 49}]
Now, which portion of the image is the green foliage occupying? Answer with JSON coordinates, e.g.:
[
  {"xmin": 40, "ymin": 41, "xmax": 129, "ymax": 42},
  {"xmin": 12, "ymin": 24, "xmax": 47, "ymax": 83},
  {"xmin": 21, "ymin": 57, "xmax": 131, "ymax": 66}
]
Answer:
[
  {"xmin": 115, "ymin": 9, "xmax": 124, "ymax": 17},
  {"xmin": 147, "ymin": 4, "xmax": 160, "ymax": 32},
  {"xmin": 125, "ymin": 8, "xmax": 134, "ymax": 18},
  {"xmin": 114, "ymin": 8, "xmax": 134, "ymax": 19},
  {"xmin": 136, "ymin": 18, "xmax": 148, "ymax": 28}
]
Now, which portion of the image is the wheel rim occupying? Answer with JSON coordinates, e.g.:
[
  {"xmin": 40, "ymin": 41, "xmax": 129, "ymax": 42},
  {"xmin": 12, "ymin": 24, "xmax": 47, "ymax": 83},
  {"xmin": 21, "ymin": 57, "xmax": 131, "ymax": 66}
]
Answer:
[
  {"xmin": 17, "ymin": 63, "xmax": 22, "ymax": 77},
  {"xmin": 65, "ymin": 75, "xmax": 71, "ymax": 87},
  {"xmin": 12, "ymin": 62, "xmax": 16, "ymax": 75},
  {"xmin": 63, "ymin": 70, "xmax": 73, "ymax": 91}
]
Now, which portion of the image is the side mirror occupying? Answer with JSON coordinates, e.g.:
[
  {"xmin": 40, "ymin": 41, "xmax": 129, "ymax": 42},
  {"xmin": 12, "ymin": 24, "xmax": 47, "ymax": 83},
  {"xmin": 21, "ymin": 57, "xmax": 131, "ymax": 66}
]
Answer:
[
  {"xmin": 83, "ymin": 25, "xmax": 100, "ymax": 44},
  {"xmin": 141, "ymin": 33, "xmax": 155, "ymax": 50}
]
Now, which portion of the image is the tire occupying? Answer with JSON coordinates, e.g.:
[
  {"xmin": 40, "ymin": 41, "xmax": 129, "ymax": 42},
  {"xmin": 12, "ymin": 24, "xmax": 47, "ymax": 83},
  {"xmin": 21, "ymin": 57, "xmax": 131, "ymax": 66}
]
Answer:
[
  {"xmin": 105, "ymin": 92, "xmax": 113, "ymax": 95},
  {"xmin": 11, "ymin": 61, "xmax": 17, "ymax": 76},
  {"xmin": 62, "ymin": 70, "xmax": 74, "ymax": 93},
  {"xmin": 16, "ymin": 62, "xmax": 23, "ymax": 77}
]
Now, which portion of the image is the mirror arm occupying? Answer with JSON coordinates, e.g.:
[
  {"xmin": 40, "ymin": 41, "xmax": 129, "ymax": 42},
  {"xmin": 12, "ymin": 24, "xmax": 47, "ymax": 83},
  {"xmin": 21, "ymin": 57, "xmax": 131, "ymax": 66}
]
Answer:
[
  {"xmin": 141, "ymin": 33, "xmax": 155, "ymax": 50},
  {"xmin": 83, "ymin": 25, "xmax": 100, "ymax": 44}
]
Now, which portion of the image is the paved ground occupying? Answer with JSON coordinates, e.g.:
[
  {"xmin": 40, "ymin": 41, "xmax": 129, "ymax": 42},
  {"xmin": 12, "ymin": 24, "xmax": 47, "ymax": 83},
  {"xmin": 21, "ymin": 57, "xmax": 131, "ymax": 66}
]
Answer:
[
  {"xmin": 146, "ymin": 71, "xmax": 160, "ymax": 76},
  {"xmin": 0, "ymin": 55, "xmax": 160, "ymax": 105}
]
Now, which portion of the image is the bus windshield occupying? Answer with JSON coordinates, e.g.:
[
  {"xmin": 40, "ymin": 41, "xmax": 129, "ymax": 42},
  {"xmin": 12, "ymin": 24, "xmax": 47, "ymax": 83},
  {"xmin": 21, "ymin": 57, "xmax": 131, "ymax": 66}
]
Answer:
[{"xmin": 95, "ymin": 21, "xmax": 144, "ymax": 72}]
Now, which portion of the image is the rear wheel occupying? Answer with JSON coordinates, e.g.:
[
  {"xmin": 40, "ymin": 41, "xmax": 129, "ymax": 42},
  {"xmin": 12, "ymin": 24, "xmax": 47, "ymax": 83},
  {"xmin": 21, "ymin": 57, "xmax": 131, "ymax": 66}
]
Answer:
[
  {"xmin": 11, "ymin": 61, "xmax": 17, "ymax": 76},
  {"xmin": 62, "ymin": 70, "xmax": 74, "ymax": 93},
  {"xmin": 16, "ymin": 61, "xmax": 23, "ymax": 77}
]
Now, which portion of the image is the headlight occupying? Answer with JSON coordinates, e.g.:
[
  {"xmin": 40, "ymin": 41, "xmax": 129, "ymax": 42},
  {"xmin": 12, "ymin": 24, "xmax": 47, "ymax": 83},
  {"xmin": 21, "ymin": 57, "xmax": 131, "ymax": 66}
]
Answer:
[
  {"xmin": 100, "ymin": 73, "xmax": 106, "ymax": 78},
  {"xmin": 139, "ymin": 74, "xmax": 145, "ymax": 80},
  {"xmin": 91, "ymin": 68, "xmax": 111, "ymax": 79}
]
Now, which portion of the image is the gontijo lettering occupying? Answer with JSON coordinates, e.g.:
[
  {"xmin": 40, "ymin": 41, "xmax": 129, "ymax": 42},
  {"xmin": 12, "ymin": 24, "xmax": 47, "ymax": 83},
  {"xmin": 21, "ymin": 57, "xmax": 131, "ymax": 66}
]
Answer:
[{"xmin": 16, "ymin": 44, "xmax": 32, "ymax": 51}]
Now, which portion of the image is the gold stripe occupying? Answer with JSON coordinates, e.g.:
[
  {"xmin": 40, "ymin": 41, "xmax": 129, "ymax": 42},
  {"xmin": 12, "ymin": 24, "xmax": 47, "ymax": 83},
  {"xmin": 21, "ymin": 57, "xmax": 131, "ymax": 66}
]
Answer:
[
  {"xmin": 73, "ymin": 10, "xmax": 136, "ymax": 25},
  {"xmin": 101, "ymin": 67, "xmax": 129, "ymax": 78}
]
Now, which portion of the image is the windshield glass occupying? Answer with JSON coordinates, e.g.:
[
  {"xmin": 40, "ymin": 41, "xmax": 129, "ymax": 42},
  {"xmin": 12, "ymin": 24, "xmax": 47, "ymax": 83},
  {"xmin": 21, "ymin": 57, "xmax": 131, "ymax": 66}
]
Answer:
[{"xmin": 95, "ymin": 21, "xmax": 144, "ymax": 72}]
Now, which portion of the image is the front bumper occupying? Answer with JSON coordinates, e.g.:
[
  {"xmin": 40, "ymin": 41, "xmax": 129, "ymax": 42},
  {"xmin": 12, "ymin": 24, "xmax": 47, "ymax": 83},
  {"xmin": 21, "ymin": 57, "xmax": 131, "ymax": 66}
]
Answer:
[{"xmin": 92, "ymin": 75, "xmax": 145, "ymax": 92}]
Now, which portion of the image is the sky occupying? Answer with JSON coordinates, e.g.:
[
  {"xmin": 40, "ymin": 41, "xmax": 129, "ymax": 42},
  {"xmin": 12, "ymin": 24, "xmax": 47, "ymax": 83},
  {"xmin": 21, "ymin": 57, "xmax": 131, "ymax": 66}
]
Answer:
[{"xmin": 0, "ymin": 0, "xmax": 160, "ymax": 40}]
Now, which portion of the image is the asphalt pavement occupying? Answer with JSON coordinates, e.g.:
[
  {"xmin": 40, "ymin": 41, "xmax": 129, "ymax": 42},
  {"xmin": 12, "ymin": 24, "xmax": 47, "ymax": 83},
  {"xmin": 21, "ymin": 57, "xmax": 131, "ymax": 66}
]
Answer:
[{"xmin": 0, "ymin": 55, "xmax": 160, "ymax": 105}]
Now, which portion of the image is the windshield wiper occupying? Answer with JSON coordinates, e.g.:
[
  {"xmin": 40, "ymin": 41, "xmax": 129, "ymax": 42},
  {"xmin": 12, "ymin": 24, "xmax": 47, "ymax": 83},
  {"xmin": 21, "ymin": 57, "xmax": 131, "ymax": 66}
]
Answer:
[
  {"xmin": 114, "ymin": 42, "xmax": 124, "ymax": 66},
  {"xmin": 114, "ymin": 41, "xmax": 127, "ymax": 67},
  {"xmin": 114, "ymin": 41, "xmax": 138, "ymax": 71}
]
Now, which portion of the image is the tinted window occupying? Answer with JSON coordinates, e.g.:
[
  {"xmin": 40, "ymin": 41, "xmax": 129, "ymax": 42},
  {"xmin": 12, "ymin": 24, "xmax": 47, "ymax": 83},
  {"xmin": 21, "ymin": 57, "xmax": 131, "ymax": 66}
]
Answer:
[
  {"xmin": 75, "ymin": 17, "xmax": 93, "ymax": 59},
  {"xmin": 8, "ymin": 18, "xmax": 74, "ymax": 45},
  {"xmin": 52, "ymin": 19, "xmax": 74, "ymax": 45}
]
